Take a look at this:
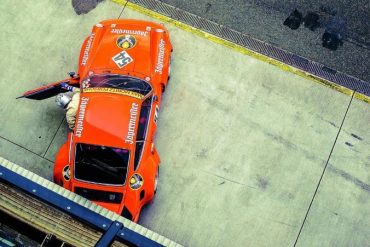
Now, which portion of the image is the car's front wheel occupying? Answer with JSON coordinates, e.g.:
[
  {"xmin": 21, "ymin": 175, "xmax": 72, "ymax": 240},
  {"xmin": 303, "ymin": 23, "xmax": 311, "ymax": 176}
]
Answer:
[
  {"xmin": 167, "ymin": 56, "xmax": 172, "ymax": 82},
  {"xmin": 154, "ymin": 167, "xmax": 159, "ymax": 194}
]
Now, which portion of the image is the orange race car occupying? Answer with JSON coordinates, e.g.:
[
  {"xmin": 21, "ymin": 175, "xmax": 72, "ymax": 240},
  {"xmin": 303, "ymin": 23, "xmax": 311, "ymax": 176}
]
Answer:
[{"xmin": 19, "ymin": 19, "xmax": 173, "ymax": 222}]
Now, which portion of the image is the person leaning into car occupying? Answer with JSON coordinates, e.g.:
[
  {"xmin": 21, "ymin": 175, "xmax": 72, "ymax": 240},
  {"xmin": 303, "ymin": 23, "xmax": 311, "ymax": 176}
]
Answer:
[{"xmin": 55, "ymin": 83, "xmax": 80, "ymax": 130}]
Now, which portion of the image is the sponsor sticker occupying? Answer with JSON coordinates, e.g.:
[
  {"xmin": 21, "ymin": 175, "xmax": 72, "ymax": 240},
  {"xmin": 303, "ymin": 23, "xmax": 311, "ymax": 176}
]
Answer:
[
  {"xmin": 129, "ymin": 173, "xmax": 144, "ymax": 190},
  {"xmin": 75, "ymin": 97, "xmax": 89, "ymax": 138},
  {"xmin": 116, "ymin": 35, "xmax": 137, "ymax": 50},
  {"xmin": 155, "ymin": 39, "xmax": 165, "ymax": 74},
  {"xmin": 83, "ymin": 87, "xmax": 144, "ymax": 99},
  {"xmin": 81, "ymin": 33, "xmax": 95, "ymax": 66},
  {"xmin": 63, "ymin": 165, "xmax": 71, "ymax": 181},
  {"xmin": 125, "ymin": 103, "xmax": 139, "ymax": 144},
  {"xmin": 112, "ymin": 50, "xmax": 133, "ymax": 69},
  {"xmin": 111, "ymin": 29, "xmax": 149, "ymax": 36},
  {"xmin": 82, "ymin": 78, "xmax": 91, "ymax": 89}
]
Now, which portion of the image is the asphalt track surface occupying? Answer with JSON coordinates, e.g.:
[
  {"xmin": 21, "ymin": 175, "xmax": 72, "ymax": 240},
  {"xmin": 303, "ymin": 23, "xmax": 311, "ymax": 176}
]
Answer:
[{"xmin": 1, "ymin": 1, "xmax": 370, "ymax": 246}]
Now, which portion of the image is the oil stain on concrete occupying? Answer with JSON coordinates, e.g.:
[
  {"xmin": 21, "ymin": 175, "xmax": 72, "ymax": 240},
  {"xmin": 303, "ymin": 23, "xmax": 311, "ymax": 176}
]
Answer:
[{"xmin": 72, "ymin": 0, "xmax": 105, "ymax": 15}]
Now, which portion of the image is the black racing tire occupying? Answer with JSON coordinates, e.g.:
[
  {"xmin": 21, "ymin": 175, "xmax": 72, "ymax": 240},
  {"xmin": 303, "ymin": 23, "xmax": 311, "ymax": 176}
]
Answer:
[
  {"xmin": 167, "ymin": 54, "xmax": 172, "ymax": 83},
  {"xmin": 154, "ymin": 167, "xmax": 159, "ymax": 194},
  {"xmin": 162, "ymin": 53, "xmax": 172, "ymax": 93}
]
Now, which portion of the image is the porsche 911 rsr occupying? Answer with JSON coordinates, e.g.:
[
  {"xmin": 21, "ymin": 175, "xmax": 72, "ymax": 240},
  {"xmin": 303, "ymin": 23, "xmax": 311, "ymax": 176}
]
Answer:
[{"xmin": 20, "ymin": 19, "xmax": 173, "ymax": 222}]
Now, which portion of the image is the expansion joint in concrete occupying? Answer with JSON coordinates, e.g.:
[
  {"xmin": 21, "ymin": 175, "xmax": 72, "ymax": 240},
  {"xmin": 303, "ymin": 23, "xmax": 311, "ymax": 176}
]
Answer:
[
  {"xmin": 42, "ymin": 117, "xmax": 66, "ymax": 158},
  {"xmin": 293, "ymin": 90, "xmax": 355, "ymax": 246},
  {"xmin": 0, "ymin": 135, "xmax": 53, "ymax": 163},
  {"xmin": 117, "ymin": 0, "xmax": 129, "ymax": 18}
]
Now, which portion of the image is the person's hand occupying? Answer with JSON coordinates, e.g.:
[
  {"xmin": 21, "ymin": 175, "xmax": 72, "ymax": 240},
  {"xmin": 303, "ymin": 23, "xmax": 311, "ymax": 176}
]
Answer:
[{"xmin": 60, "ymin": 82, "xmax": 74, "ymax": 91}]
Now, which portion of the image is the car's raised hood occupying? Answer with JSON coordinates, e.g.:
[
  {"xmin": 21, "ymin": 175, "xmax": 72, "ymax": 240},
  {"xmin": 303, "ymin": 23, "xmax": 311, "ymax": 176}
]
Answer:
[
  {"xmin": 73, "ymin": 91, "xmax": 141, "ymax": 149},
  {"xmin": 78, "ymin": 19, "xmax": 165, "ymax": 79}
]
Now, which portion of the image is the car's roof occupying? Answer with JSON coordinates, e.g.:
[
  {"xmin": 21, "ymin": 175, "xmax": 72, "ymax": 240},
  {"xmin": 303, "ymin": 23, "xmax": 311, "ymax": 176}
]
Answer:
[{"xmin": 73, "ymin": 90, "xmax": 145, "ymax": 151}]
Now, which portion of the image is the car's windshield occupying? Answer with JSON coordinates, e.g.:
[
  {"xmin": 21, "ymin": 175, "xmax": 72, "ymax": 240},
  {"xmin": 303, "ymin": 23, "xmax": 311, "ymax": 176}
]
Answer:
[
  {"xmin": 74, "ymin": 143, "xmax": 130, "ymax": 185},
  {"xmin": 82, "ymin": 74, "xmax": 152, "ymax": 96}
]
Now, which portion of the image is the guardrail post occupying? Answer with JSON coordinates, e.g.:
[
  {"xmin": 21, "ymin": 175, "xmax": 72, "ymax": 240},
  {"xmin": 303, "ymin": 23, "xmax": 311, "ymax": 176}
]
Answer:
[{"xmin": 95, "ymin": 221, "xmax": 123, "ymax": 247}]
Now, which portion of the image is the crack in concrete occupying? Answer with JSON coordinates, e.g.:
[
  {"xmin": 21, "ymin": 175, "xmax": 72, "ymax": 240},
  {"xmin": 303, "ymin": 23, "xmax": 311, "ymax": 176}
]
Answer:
[
  {"xmin": 270, "ymin": 219, "xmax": 297, "ymax": 228},
  {"xmin": 200, "ymin": 169, "xmax": 259, "ymax": 190}
]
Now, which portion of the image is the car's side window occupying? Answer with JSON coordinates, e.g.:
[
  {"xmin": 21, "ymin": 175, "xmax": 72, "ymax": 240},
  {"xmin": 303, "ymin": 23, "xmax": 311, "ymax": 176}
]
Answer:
[
  {"xmin": 134, "ymin": 142, "xmax": 144, "ymax": 171},
  {"xmin": 136, "ymin": 96, "xmax": 152, "ymax": 141},
  {"xmin": 134, "ymin": 96, "xmax": 152, "ymax": 170}
]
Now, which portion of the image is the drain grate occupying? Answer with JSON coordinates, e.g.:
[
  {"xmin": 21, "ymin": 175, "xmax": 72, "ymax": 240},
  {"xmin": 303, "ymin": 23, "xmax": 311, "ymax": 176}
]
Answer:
[{"xmin": 131, "ymin": 0, "xmax": 370, "ymax": 97}]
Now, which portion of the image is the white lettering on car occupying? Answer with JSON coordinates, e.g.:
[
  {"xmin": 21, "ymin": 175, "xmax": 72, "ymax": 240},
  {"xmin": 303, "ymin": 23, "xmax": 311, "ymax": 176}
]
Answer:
[
  {"xmin": 125, "ymin": 103, "xmax": 139, "ymax": 144},
  {"xmin": 81, "ymin": 33, "xmax": 95, "ymax": 66},
  {"xmin": 155, "ymin": 39, "xmax": 165, "ymax": 74},
  {"xmin": 111, "ymin": 29, "xmax": 149, "ymax": 36},
  {"xmin": 75, "ymin": 97, "xmax": 89, "ymax": 138}
]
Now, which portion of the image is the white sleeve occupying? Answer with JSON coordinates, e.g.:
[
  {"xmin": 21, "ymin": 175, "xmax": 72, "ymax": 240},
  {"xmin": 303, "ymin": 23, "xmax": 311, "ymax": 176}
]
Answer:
[{"xmin": 66, "ymin": 93, "xmax": 80, "ymax": 130}]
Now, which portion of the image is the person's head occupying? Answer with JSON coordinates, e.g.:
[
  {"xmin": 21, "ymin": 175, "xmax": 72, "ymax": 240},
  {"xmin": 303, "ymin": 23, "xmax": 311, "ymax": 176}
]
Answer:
[{"xmin": 56, "ymin": 93, "xmax": 72, "ymax": 109}]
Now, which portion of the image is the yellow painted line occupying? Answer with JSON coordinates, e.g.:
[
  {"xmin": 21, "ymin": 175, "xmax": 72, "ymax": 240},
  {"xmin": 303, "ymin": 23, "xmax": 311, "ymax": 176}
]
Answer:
[{"xmin": 111, "ymin": 0, "xmax": 370, "ymax": 104}]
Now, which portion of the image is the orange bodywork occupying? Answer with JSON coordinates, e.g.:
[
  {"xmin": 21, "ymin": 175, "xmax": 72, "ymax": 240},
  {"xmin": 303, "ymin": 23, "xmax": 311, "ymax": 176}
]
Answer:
[{"xmin": 53, "ymin": 19, "xmax": 172, "ymax": 222}]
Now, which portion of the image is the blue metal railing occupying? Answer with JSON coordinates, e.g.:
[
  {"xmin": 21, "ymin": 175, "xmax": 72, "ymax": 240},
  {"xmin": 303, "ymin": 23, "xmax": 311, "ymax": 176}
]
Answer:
[{"xmin": 0, "ymin": 164, "xmax": 164, "ymax": 247}]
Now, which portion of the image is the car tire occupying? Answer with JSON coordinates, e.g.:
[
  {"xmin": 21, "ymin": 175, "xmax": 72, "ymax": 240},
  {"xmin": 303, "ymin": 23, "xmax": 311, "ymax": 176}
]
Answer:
[
  {"xmin": 167, "ymin": 55, "xmax": 172, "ymax": 83},
  {"xmin": 154, "ymin": 167, "xmax": 159, "ymax": 194}
]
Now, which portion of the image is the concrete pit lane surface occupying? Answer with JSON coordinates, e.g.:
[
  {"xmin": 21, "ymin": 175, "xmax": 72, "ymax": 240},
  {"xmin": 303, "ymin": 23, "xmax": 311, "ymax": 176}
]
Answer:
[{"xmin": 0, "ymin": 0, "xmax": 369, "ymax": 246}]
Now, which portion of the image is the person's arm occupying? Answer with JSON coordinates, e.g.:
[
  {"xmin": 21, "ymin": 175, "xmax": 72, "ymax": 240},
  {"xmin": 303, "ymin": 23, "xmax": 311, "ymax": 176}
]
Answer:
[
  {"xmin": 60, "ymin": 82, "xmax": 80, "ymax": 93},
  {"xmin": 66, "ymin": 93, "xmax": 80, "ymax": 130}
]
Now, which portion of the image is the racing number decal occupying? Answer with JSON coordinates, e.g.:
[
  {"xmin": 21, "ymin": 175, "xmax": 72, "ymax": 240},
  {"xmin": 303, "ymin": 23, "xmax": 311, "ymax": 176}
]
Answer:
[
  {"xmin": 112, "ymin": 51, "xmax": 133, "ymax": 68},
  {"xmin": 154, "ymin": 105, "xmax": 159, "ymax": 124}
]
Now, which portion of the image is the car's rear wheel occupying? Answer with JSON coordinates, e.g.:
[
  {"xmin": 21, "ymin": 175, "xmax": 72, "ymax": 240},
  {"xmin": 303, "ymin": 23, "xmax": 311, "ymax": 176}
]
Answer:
[
  {"xmin": 154, "ymin": 167, "xmax": 159, "ymax": 194},
  {"xmin": 167, "ymin": 54, "xmax": 172, "ymax": 82},
  {"xmin": 162, "ymin": 54, "xmax": 172, "ymax": 93}
]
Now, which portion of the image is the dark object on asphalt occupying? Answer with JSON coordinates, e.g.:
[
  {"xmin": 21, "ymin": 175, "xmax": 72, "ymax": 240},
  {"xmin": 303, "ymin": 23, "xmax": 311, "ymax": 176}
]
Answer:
[
  {"xmin": 322, "ymin": 33, "xmax": 342, "ymax": 50},
  {"xmin": 72, "ymin": 0, "xmax": 104, "ymax": 15},
  {"xmin": 322, "ymin": 16, "xmax": 346, "ymax": 50},
  {"xmin": 304, "ymin": 12, "xmax": 320, "ymax": 31},
  {"xmin": 320, "ymin": 5, "xmax": 337, "ymax": 16},
  {"xmin": 205, "ymin": 3, "xmax": 212, "ymax": 13},
  {"xmin": 283, "ymin": 10, "xmax": 303, "ymax": 30}
]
